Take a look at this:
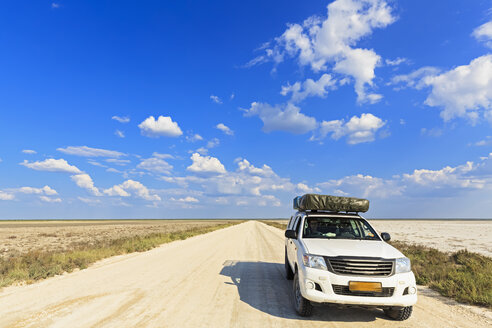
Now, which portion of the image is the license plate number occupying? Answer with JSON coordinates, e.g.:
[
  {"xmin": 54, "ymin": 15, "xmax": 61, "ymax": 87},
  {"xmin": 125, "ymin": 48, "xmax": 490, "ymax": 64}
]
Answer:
[{"xmin": 349, "ymin": 281, "xmax": 382, "ymax": 292}]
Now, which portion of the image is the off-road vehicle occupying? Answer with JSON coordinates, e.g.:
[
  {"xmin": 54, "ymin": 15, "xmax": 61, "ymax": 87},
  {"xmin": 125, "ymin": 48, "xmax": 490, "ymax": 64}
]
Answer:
[{"xmin": 284, "ymin": 194, "xmax": 417, "ymax": 320}]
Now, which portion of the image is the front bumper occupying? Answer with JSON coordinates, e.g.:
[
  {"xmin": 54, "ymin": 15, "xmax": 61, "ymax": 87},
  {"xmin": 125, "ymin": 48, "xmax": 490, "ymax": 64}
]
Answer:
[{"xmin": 298, "ymin": 265, "xmax": 417, "ymax": 307}]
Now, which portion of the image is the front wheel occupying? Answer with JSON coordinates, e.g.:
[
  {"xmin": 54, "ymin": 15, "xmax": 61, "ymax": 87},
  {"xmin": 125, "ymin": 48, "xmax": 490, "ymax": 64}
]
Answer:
[
  {"xmin": 293, "ymin": 271, "xmax": 313, "ymax": 317},
  {"xmin": 384, "ymin": 306, "xmax": 413, "ymax": 321}
]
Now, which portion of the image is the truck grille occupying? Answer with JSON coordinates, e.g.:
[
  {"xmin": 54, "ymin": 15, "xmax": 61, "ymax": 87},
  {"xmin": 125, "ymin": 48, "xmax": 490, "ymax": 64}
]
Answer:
[
  {"xmin": 332, "ymin": 284, "xmax": 394, "ymax": 297},
  {"xmin": 325, "ymin": 257, "xmax": 394, "ymax": 276}
]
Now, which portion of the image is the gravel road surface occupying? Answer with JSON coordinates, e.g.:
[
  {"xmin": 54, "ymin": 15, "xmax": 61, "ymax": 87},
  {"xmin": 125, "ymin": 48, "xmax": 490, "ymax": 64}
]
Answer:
[{"xmin": 0, "ymin": 221, "xmax": 490, "ymax": 328}]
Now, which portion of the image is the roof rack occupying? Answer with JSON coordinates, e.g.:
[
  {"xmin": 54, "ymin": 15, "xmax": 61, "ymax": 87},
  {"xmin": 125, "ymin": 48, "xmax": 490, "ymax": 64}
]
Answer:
[{"xmin": 293, "ymin": 194, "xmax": 369, "ymax": 213}]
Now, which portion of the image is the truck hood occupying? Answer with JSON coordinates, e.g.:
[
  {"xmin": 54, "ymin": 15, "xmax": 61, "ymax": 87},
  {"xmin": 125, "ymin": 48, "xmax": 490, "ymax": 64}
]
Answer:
[{"xmin": 302, "ymin": 239, "xmax": 404, "ymax": 259}]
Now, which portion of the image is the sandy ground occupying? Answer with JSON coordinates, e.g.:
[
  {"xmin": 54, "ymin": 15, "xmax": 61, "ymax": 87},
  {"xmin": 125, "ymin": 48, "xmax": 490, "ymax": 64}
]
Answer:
[
  {"xmin": 271, "ymin": 219, "xmax": 492, "ymax": 257},
  {"xmin": 369, "ymin": 220, "xmax": 492, "ymax": 257},
  {"xmin": 0, "ymin": 220, "xmax": 234, "ymax": 259},
  {"xmin": 0, "ymin": 221, "xmax": 490, "ymax": 328}
]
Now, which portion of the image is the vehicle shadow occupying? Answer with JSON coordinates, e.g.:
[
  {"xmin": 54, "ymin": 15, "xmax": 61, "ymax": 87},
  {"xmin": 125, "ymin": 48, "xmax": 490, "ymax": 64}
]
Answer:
[{"xmin": 220, "ymin": 260, "xmax": 388, "ymax": 322}]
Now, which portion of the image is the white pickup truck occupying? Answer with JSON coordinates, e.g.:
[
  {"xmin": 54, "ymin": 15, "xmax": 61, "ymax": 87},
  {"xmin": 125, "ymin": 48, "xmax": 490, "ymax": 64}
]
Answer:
[{"xmin": 285, "ymin": 195, "xmax": 417, "ymax": 320}]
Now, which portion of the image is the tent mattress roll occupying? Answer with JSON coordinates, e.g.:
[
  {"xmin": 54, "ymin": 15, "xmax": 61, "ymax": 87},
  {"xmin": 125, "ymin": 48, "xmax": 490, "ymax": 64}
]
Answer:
[{"xmin": 298, "ymin": 194, "xmax": 369, "ymax": 213}]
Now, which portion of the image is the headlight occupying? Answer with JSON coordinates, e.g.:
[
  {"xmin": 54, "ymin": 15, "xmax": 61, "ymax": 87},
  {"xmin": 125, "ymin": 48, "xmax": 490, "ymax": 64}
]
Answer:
[
  {"xmin": 302, "ymin": 254, "xmax": 327, "ymax": 270},
  {"xmin": 395, "ymin": 257, "xmax": 411, "ymax": 273}
]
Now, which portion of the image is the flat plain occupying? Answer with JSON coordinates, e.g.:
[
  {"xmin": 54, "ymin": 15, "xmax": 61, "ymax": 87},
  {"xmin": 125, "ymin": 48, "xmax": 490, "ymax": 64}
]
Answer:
[
  {"xmin": 0, "ymin": 221, "xmax": 491, "ymax": 328},
  {"xmin": 0, "ymin": 219, "xmax": 237, "ymax": 259}
]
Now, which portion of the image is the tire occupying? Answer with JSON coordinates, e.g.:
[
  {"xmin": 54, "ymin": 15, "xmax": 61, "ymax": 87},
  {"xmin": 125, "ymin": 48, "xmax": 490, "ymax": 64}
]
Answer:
[
  {"xmin": 384, "ymin": 306, "xmax": 413, "ymax": 321},
  {"xmin": 285, "ymin": 249, "xmax": 294, "ymax": 280},
  {"xmin": 293, "ymin": 271, "xmax": 313, "ymax": 317}
]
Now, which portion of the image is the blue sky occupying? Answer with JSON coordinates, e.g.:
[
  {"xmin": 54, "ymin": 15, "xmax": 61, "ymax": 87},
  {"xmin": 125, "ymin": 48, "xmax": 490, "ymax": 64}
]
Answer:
[{"xmin": 1, "ymin": 0, "xmax": 492, "ymax": 219}]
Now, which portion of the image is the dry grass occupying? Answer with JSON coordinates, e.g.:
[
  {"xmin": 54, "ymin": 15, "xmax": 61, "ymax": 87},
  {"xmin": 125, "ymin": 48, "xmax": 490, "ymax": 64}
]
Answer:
[{"xmin": 0, "ymin": 220, "xmax": 241, "ymax": 288}]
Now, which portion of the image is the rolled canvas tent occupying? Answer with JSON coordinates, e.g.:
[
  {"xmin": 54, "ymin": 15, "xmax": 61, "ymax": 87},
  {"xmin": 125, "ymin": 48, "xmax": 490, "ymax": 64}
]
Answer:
[{"xmin": 293, "ymin": 194, "xmax": 369, "ymax": 213}]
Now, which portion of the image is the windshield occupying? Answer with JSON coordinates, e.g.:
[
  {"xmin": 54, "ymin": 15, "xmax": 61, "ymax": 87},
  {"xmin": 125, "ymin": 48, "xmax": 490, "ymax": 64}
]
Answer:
[{"xmin": 302, "ymin": 216, "xmax": 379, "ymax": 240}]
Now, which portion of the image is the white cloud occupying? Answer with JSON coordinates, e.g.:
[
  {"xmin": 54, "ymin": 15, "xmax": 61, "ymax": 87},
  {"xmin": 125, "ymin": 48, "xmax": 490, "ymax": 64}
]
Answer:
[
  {"xmin": 402, "ymin": 161, "xmax": 483, "ymax": 189},
  {"xmin": 152, "ymin": 152, "xmax": 174, "ymax": 159},
  {"xmin": 71, "ymin": 174, "xmax": 101, "ymax": 196},
  {"xmin": 40, "ymin": 196, "xmax": 62, "ymax": 203},
  {"xmin": 195, "ymin": 147, "xmax": 209, "ymax": 155},
  {"xmin": 390, "ymin": 66, "xmax": 441, "ymax": 89},
  {"xmin": 206, "ymin": 138, "xmax": 220, "ymax": 149},
  {"xmin": 216, "ymin": 123, "xmax": 234, "ymax": 136},
  {"xmin": 115, "ymin": 130, "xmax": 125, "ymax": 138},
  {"xmin": 314, "ymin": 113, "xmax": 385, "ymax": 144},
  {"xmin": 0, "ymin": 191, "xmax": 15, "ymax": 200},
  {"xmin": 187, "ymin": 153, "xmax": 226, "ymax": 174},
  {"xmin": 137, "ymin": 156, "xmax": 173, "ymax": 174},
  {"xmin": 472, "ymin": 21, "xmax": 492, "ymax": 48},
  {"xmin": 112, "ymin": 116, "xmax": 130, "ymax": 123},
  {"xmin": 105, "ymin": 158, "xmax": 131, "ymax": 166},
  {"xmin": 251, "ymin": 0, "xmax": 396, "ymax": 103},
  {"xmin": 385, "ymin": 57, "xmax": 407, "ymax": 66},
  {"xmin": 243, "ymin": 102, "xmax": 317, "ymax": 134},
  {"xmin": 57, "ymin": 146, "xmax": 125, "ymax": 158},
  {"xmin": 104, "ymin": 180, "xmax": 161, "ymax": 201},
  {"xmin": 186, "ymin": 134, "xmax": 203, "ymax": 142},
  {"xmin": 210, "ymin": 95, "xmax": 223, "ymax": 104},
  {"xmin": 236, "ymin": 158, "xmax": 275, "ymax": 177},
  {"xmin": 18, "ymin": 186, "xmax": 58, "ymax": 196},
  {"xmin": 280, "ymin": 73, "xmax": 337, "ymax": 103},
  {"xmin": 78, "ymin": 197, "xmax": 101, "ymax": 205},
  {"xmin": 296, "ymin": 182, "xmax": 321, "ymax": 193},
  {"xmin": 422, "ymin": 55, "xmax": 492, "ymax": 123},
  {"xmin": 138, "ymin": 116, "xmax": 183, "ymax": 137},
  {"xmin": 51, "ymin": 3, "xmax": 60, "ymax": 9},
  {"xmin": 22, "ymin": 149, "xmax": 36, "ymax": 154},
  {"xmin": 171, "ymin": 196, "xmax": 199, "ymax": 203},
  {"xmin": 318, "ymin": 174, "xmax": 403, "ymax": 199},
  {"xmin": 21, "ymin": 158, "xmax": 82, "ymax": 174}
]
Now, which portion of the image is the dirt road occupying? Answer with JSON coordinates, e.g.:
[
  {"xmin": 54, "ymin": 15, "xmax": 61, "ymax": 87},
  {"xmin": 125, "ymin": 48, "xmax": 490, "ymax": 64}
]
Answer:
[{"xmin": 0, "ymin": 221, "xmax": 490, "ymax": 328}]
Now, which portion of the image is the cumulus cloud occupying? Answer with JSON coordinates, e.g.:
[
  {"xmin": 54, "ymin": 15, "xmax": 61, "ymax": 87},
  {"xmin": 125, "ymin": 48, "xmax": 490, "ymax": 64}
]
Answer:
[
  {"xmin": 71, "ymin": 174, "xmax": 101, "ymax": 196},
  {"xmin": 115, "ymin": 130, "xmax": 125, "ymax": 138},
  {"xmin": 422, "ymin": 55, "xmax": 492, "ymax": 123},
  {"xmin": 187, "ymin": 153, "xmax": 226, "ymax": 174},
  {"xmin": 112, "ymin": 116, "xmax": 130, "ymax": 123},
  {"xmin": 138, "ymin": 116, "xmax": 183, "ymax": 137},
  {"xmin": 280, "ymin": 73, "xmax": 337, "ymax": 103},
  {"xmin": 236, "ymin": 158, "xmax": 275, "ymax": 177},
  {"xmin": 243, "ymin": 102, "xmax": 317, "ymax": 134},
  {"xmin": 318, "ymin": 174, "xmax": 403, "ymax": 199},
  {"xmin": 472, "ymin": 20, "xmax": 492, "ymax": 48},
  {"xmin": 40, "ymin": 196, "xmax": 62, "ymax": 203},
  {"xmin": 171, "ymin": 196, "xmax": 199, "ymax": 203},
  {"xmin": 210, "ymin": 95, "xmax": 223, "ymax": 104},
  {"xmin": 57, "ymin": 146, "xmax": 125, "ymax": 158},
  {"xmin": 249, "ymin": 0, "xmax": 396, "ymax": 103},
  {"xmin": 0, "ymin": 191, "xmax": 15, "ymax": 200},
  {"xmin": 137, "ymin": 156, "xmax": 173, "ymax": 174},
  {"xmin": 21, "ymin": 158, "xmax": 82, "ymax": 174},
  {"xmin": 104, "ymin": 180, "xmax": 161, "ymax": 201},
  {"xmin": 314, "ymin": 113, "xmax": 385, "ymax": 144},
  {"xmin": 392, "ymin": 55, "xmax": 492, "ymax": 123},
  {"xmin": 186, "ymin": 134, "xmax": 203, "ymax": 142},
  {"xmin": 18, "ymin": 186, "xmax": 58, "ymax": 195},
  {"xmin": 22, "ymin": 149, "xmax": 36, "ymax": 154},
  {"xmin": 317, "ymin": 154, "xmax": 492, "ymax": 200},
  {"xmin": 216, "ymin": 123, "xmax": 234, "ymax": 136}
]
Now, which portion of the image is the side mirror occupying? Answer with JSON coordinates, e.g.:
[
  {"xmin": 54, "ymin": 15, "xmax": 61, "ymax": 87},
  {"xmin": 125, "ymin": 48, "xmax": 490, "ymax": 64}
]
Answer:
[
  {"xmin": 381, "ymin": 232, "xmax": 391, "ymax": 242},
  {"xmin": 285, "ymin": 229, "xmax": 298, "ymax": 239}
]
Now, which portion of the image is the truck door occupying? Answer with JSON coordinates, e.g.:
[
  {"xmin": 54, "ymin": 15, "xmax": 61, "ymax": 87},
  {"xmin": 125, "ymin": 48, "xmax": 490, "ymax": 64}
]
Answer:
[{"xmin": 287, "ymin": 215, "xmax": 301, "ymax": 266}]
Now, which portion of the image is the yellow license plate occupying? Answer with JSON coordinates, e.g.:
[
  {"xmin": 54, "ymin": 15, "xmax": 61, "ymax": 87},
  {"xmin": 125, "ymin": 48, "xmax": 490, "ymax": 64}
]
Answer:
[{"xmin": 349, "ymin": 281, "xmax": 382, "ymax": 292}]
